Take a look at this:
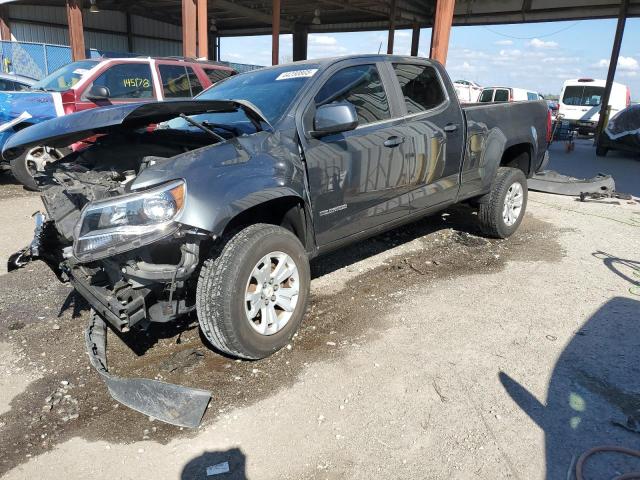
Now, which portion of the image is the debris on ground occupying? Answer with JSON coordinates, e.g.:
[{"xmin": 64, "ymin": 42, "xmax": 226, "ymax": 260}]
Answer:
[{"xmin": 206, "ymin": 461, "xmax": 230, "ymax": 476}]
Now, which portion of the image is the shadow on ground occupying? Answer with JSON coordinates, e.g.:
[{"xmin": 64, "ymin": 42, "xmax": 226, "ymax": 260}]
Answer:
[
  {"xmin": 181, "ymin": 448, "xmax": 247, "ymax": 479},
  {"xmin": 500, "ymin": 252, "xmax": 640, "ymax": 478}
]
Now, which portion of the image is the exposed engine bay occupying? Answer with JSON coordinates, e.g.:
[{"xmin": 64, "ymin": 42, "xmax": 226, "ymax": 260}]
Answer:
[{"xmin": 32, "ymin": 129, "xmax": 220, "ymax": 331}]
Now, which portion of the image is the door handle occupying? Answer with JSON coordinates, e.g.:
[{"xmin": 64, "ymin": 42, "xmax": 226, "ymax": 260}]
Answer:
[
  {"xmin": 444, "ymin": 123, "xmax": 458, "ymax": 133},
  {"xmin": 383, "ymin": 136, "xmax": 405, "ymax": 147}
]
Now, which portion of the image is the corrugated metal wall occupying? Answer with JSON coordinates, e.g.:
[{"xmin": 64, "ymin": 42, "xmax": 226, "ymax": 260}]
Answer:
[{"xmin": 8, "ymin": 4, "xmax": 181, "ymax": 56}]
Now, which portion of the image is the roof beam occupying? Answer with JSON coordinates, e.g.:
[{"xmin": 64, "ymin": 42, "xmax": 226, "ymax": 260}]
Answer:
[{"xmin": 215, "ymin": 0, "xmax": 292, "ymax": 28}]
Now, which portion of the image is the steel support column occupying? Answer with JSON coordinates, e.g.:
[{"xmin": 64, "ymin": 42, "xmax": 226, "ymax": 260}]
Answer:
[
  {"xmin": 272, "ymin": 0, "xmax": 281, "ymax": 65},
  {"xmin": 430, "ymin": 0, "xmax": 455, "ymax": 65},
  {"xmin": 182, "ymin": 0, "xmax": 197, "ymax": 58},
  {"xmin": 387, "ymin": 0, "xmax": 396, "ymax": 54},
  {"xmin": 126, "ymin": 12, "xmax": 133, "ymax": 52},
  {"xmin": 596, "ymin": 0, "xmax": 629, "ymax": 141},
  {"xmin": 293, "ymin": 24, "xmax": 308, "ymax": 61},
  {"xmin": 0, "ymin": 6, "xmax": 11, "ymax": 41},
  {"xmin": 66, "ymin": 0, "xmax": 85, "ymax": 61},
  {"xmin": 197, "ymin": 0, "xmax": 208, "ymax": 59},
  {"xmin": 410, "ymin": 23, "xmax": 420, "ymax": 56}
]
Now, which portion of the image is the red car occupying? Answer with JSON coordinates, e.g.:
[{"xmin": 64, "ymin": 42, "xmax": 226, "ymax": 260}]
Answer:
[{"xmin": 1, "ymin": 56, "xmax": 235, "ymax": 189}]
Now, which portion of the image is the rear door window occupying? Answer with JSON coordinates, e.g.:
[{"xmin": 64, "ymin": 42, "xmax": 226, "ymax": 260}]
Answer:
[
  {"xmin": 159, "ymin": 64, "xmax": 192, "ymax": 98},
  {"xmin": 315, "ymin": 64, "xmax": 390, "ymax": 126},
  {"xmin": 186, "ymin": 66, "xmax": 203, "ymax": 96},
  {"xmin": 392, "ymin": 63, "xmax": 446, "ymax": 114},
  {"xmin": 494, "ymin": 89, "xmax": 509, "ymax": 102},
  {"xmin": 89, "ymin": 63, "xmax": 153, "ymax": 99},
  {"xmin": 479, "ymin": 89, "xmax": 494, "ymax": 102}
]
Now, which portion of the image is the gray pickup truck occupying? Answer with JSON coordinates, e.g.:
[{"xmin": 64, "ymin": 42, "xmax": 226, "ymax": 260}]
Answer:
[{"xmin": 5, "ymin": 54, "xmax": 550, "ymax": 361}]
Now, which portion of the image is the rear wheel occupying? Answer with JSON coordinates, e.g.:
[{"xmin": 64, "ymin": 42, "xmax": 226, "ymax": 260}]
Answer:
[
  {"xmin": 196, "ymin": 223, "xmax": 310, "ymax": 359},
  {"xmin": 10, "ymin": 145, "xmax": 67, "ymax": 191},
  {"xmin": 595, "ymin": 145, "xmax": 609, "ymax": 157},
  {"xmin": 477, "ymin": 167, "xmax": 528, "ymax": 239}
]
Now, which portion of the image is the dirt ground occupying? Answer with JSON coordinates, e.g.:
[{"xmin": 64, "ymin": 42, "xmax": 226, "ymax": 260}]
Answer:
[{"xmin": 1, "ymin": 143, "xmax": 639, "ymax": 479}]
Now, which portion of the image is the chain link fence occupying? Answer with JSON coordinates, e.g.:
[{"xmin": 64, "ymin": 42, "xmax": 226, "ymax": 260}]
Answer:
[{"xmin": 0, "ymin": 40, "xmax": 261, "ymax": 80}]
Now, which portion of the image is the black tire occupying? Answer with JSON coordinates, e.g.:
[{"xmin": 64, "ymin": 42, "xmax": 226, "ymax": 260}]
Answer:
[
  {"xmin": 477, "ymin": 167, "xmax": 528, "ymax": 239},
  {"xmin": 595, "ymin": 145, "xmax": 608, "ymax": 157},
  {"xmin": 10, "ymin": 145, "xmax": 67, "ymax": 191},
  {"xmin": 196, "ymin": 223, "xmax": 310, "ymax": 359}
]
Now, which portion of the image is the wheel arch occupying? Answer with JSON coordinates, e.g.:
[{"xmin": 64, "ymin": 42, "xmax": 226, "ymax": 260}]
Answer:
[
  {"xmin": 500, "ymin": 142, "xmax": 533, "ymax": 177},
  {"xmin": 219, "ymin": 195, "xmax": 314, "ymax": 253}
]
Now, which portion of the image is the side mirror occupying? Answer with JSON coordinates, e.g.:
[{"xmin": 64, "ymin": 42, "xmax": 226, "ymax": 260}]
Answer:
[
  {"xmin": 311, "ymin": 102, "xmax": 358, "ymax": 138},
  {"xmin": 86, "ymin": 85, "xmax": 110, "ymax": 102}
]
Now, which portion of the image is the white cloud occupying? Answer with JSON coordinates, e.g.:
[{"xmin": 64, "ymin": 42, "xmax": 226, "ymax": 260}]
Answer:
[
  {"xmin": 619, "ymin": 56, "xmax": 639, "ymax": 70},
  {"xmin": 499, "ymin": 49, "xmax": 522, "ymax": 57},
  {"xmin": 541, "ymin": 56, "xmax": 580, "ymax": 64},
  {"xmin": 528, "ymin": 38, "xmax": 558, "ymax": 49},
  {"xmin": 494, "ymin": 40, "xmax": 513, "ymax": 46},
  {"xmin": 309, "ymin": 35, "xmax": 338, "ymax": 46},
  {"xmin": 595, "ymin": 56, "xmax": 639, "ymax": 71}
]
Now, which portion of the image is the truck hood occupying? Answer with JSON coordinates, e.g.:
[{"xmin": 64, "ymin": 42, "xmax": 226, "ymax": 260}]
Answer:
[
  {"xmin": 0, "ymin": 91, "xmax": 60, "ymax": 126},
  {"xmin": 2, "ymin": 99, "xmax": 269, "ymax": 160}
]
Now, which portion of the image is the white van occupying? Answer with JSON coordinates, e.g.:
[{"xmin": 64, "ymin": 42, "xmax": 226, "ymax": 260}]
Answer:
[
  {"xmin": 558, "ymin": 78, "xmax": 630, "ymax": 134},
  {"xmin": 478, "ymin": 86, "xmax": 542, "ymax": 103}
]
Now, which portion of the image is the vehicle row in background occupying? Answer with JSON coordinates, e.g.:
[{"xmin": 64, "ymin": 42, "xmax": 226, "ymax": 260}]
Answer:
[
  {"xmin": 0, "ymin": 56, "xmax": 236, "ymax": 189},
  {"xmin": 478, "ymin": 86, "xmax": 543, "ymax": 103},
  {"xmin": 453, "ymin": 79, "xmax": 483, "ymax": 103}
]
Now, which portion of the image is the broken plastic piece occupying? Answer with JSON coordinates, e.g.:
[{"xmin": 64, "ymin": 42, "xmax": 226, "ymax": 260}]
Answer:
[
  {"xmin": 528, "ymin": 170, "xmax": 616, "ymax": 196},
  {"xmin": 85, "ymin": 311, "xmax": 211, "ymax": 428}
]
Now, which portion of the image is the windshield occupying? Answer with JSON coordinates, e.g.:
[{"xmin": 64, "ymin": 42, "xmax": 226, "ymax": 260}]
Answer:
[
  {"xmin": 31, "ymin": 60, "xmax": 99, "ymax": 92},
  {"xmin": 562, "ymin": 85, "xmax": 604, "ymax": 106},
  {"xmin": 196, "ymin": 64, "xmax": 320, "ymax": 124}
]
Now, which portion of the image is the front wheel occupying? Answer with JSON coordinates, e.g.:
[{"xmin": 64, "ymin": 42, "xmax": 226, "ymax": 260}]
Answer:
[
  {"xmin": 10, "ymin": 145, "xmax": 67, "ymax": 191},
  {"xmin": 196, "ymin": 223, "xmax": 310, "ymax": 359},
  {"xmin": 477, "ymin": 167, "xmax": 528, "ymax": 239}
]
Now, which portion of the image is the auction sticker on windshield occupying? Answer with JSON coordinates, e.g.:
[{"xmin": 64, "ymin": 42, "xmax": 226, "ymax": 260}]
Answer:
[{"xmin": 276, "ymin": 69, "xmax": 318, "ymax": 80}]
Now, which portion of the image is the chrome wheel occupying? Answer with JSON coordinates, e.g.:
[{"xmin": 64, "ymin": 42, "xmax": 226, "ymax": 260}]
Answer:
[
  {"xmin": 25, "ymin": 146, "xmax": 64, "ymax": 175},
  {"xmin": 503, "ymin": 182, "xmax": 524, "ymax": 226},
  {"xmin": 244, "ymin": 251, "xmax": 300, "ymax": 336}
]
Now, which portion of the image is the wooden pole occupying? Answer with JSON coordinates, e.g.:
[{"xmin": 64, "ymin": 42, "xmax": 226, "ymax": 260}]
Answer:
[
  {"xmin": 410, "ymin": 23, "xmax": 420, "ymax": 56},
  {"xmin": 197, "ymin": 0, "xmax": 208, "ymax": 59},
  {"xmin": 596, "ymin": 0, "xmax": 629, "ymax": 141},
  {"xmin": 182, "ymin": 0, "xmax": 197, "ymax": 58},
  {"xmin": 0, "ymin": 6, "xmax": 11, "ymax": 41},
  {"xmin": 66, "ymin": 0, "xmax": 86, "ymax": 61},
  {"xmin": 387, "ymin": 0, "xmax": 396, "ymax": 54},
  {"xmin": 272, "ymin": 0, "xmax": 280, "ymax": 65},
  {"xmin": 430, "ymin": 0, "xmax": 455, "ymax": 65}
]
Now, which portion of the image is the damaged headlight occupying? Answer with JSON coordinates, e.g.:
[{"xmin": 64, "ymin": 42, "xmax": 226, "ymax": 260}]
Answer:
[{"xmin": 74, "ymin": 180, "xmax": 186, "ymax": 262}]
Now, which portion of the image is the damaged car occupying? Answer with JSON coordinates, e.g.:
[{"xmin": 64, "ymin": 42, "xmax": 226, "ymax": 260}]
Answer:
[{"xmin": 6, "ymin": 54, "xmax": 550, "ymax": 364}]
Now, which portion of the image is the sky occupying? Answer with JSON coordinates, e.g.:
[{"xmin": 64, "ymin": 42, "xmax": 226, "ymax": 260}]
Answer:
[{"xmin": 220, "ymin": 18, "xmax": 640, "ymax": 100}]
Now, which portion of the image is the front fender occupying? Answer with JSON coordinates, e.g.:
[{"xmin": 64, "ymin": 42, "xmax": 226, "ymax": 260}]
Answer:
[{"xmin": 132, "ymin": 131, "xmax": 307, "ymax": 236}]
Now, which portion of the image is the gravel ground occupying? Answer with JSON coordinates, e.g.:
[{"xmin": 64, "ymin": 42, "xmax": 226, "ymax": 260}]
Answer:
[{"xmin": 0, "ymin": 149, "xmax": 639, "ymax": 479}]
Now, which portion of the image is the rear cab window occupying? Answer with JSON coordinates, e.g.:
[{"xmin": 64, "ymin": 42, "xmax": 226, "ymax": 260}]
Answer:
[
  {"xmin": 84, "ymin": 62, "xmax": 154, "ymax": 100},
  {"xmin": 494, "ymin": 89, "xmax": 509, "ymax": 102},
  {"xmin": 392, "ymin": 63, "xmax": 446, "ymax": 113},
  {"xmin": 479, "ymin": 89, "xmax": 494, "ymax": 103},
  {"xmin": 314, "ymin": 64, "xmax": 390, "ymax": 126}
]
